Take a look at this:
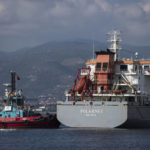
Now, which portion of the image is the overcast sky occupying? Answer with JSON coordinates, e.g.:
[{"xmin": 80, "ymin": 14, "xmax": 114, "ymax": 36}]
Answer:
[{"xmin": 0, "ymin": 0, "xmax": 150, "ymax": 51}]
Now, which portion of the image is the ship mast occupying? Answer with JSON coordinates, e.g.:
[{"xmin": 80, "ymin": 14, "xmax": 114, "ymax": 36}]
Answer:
[
  {"xmin": 92, "ymin": 38, "xmax": 95, "ymax": 60},
  {"xmin": 11, "ymin": 71, "xmax": 16, "ymax": 93},
  {"xmin": 107, "ymin": 30, "xmax": 122, "ymax": 61}
]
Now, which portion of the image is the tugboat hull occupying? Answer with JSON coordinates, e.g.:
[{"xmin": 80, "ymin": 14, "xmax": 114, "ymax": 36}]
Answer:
[{"xmin": 0, "ymin": 115, "xmax": 60, "ymax": 129}]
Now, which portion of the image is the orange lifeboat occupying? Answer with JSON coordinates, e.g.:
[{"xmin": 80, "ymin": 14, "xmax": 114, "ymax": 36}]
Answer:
[{"xmin": 75, "ymin": 75, "xmax": 86, "ymax": 93}]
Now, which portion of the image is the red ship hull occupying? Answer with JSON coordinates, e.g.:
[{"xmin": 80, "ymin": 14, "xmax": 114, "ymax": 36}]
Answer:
[{"xmin": 0, "ymin": 115, "xmax": 60, "ymax": 129}]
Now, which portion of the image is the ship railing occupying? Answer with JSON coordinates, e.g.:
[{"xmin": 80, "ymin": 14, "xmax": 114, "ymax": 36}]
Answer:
[
  {"xmin": 65, "ymin": 88, "xmax": 136, "ymax": 98},
  {"xmin": 115, "ymin": 70, "xmax": 137, "ymax": 74},
  {"xmin": 117, "ymin": 69, "xmax": 150, "ymax": 75},
  {"xmin": 137, "ymin": 58, "xmax": 150, "ymax": 61},
  {"xmin": 91, "ymin": 90, "xmax": 150, "ymax": 96},
  {"xmin": 91, "ymin": 90, "xmax": 122, "ymax": 94},
  {"xmin": 119, "ymin": 58, "xmax": 150, "ymax": 61}
]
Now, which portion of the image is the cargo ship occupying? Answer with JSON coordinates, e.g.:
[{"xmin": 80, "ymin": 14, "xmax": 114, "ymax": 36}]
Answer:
[
  {"xmin": 0, "ymin": 72, "xmax": 60, "ymax": 129},
  {"xmin": 57, "ymin": 31, "xmax": 150, "ymax": 128}
]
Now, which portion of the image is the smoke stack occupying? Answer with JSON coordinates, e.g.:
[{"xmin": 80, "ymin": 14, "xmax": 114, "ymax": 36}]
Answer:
[{"xmin": 11, "ymin": 71, "xmax": 16, "ymax": 93}]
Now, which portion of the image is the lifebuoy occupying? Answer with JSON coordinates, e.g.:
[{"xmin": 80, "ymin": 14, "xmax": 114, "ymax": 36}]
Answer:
[{"xmin": 9, "ymin": 93, "xmax": 15, "ymax": 97}]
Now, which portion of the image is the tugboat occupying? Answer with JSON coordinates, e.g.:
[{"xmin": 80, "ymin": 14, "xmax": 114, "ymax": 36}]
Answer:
[{"xmin": 0, "ymin": 71, "xmax": 60, "ymax": 129}]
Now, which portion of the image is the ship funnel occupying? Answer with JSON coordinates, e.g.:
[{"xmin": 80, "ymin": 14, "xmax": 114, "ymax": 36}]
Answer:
[
  {"xmin": 11, "ymin": 71, "xmax": 16, "ymax": 93},
  {"xmin": 107, "ymin": 30, "xmax": 122, "ymax": 61}
]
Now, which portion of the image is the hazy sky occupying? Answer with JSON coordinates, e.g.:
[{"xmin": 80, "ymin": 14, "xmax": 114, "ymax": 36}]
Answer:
[{"xmin": 0, "ymin": 0, "xmax": 150, "ymax": 51}]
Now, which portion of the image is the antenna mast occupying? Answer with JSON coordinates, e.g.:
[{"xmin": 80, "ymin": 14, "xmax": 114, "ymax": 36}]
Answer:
[
  {"xmin": 107, "ymin": 30, "xmax": 122, "ymax": 61},
  {"xmin": 92, "ymin": 38, "xmax": 95, "ymax": 60}
]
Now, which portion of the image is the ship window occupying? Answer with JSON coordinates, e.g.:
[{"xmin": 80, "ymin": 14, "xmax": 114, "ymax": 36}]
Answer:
[
  {"xmin": 120, "ymin": 65, "xmax": 128, "ymax": 71},
  {"xmin": 96, "ymin": 63, "xmax": 101, "ymax": 71},
  {"xmin": 103, "ymin": 63, "xmax": 108, "ymax": 71},
  {"xmin": 108, "ymin": 74, "xmax": 111, "ymax": 80},
  {"xmin": 144, "ymin": 65, "xmax": 149, "ymax": 71}
]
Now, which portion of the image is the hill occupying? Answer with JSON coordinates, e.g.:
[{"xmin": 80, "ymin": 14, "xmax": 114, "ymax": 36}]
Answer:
[{"xmin": 0, "ymin": 40, "xmax": 150, "ymax": 100}]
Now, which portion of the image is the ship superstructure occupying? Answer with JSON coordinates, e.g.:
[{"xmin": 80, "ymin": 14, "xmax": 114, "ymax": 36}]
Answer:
[{"xmin": 57, "ymin": 31, "xmax": 150, "ymax": 128}]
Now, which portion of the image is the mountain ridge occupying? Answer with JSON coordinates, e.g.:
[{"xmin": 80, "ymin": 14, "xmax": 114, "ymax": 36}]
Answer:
[{"xmin": 0, "ymin": 40, "xmax": 150, "ymax": 100}]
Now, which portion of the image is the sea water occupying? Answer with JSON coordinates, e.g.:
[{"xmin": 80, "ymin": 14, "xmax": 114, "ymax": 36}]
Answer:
[{"xmin": 0, "ymin": 127, "xmax": 150, "ymax": 150}]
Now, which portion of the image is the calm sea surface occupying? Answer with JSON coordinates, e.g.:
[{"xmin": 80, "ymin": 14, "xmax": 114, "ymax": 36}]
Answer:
[{"xmin": 0, "ymin": 127, "xmax": 150, "ymax": 150}]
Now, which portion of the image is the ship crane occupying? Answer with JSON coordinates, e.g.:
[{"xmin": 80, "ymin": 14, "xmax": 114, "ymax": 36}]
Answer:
[
  {"xmin": 71, "ymin": 67, "xmax": 93, "ymax": 101},
  {"xmin": 120, "ymin": 74, "xmax": 136, "ymax": 93}
]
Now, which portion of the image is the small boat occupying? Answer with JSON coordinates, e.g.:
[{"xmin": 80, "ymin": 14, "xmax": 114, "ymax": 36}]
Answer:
[{"xmin": 0, "ymin": 71, "xmax": 60, "ymax": 129}]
